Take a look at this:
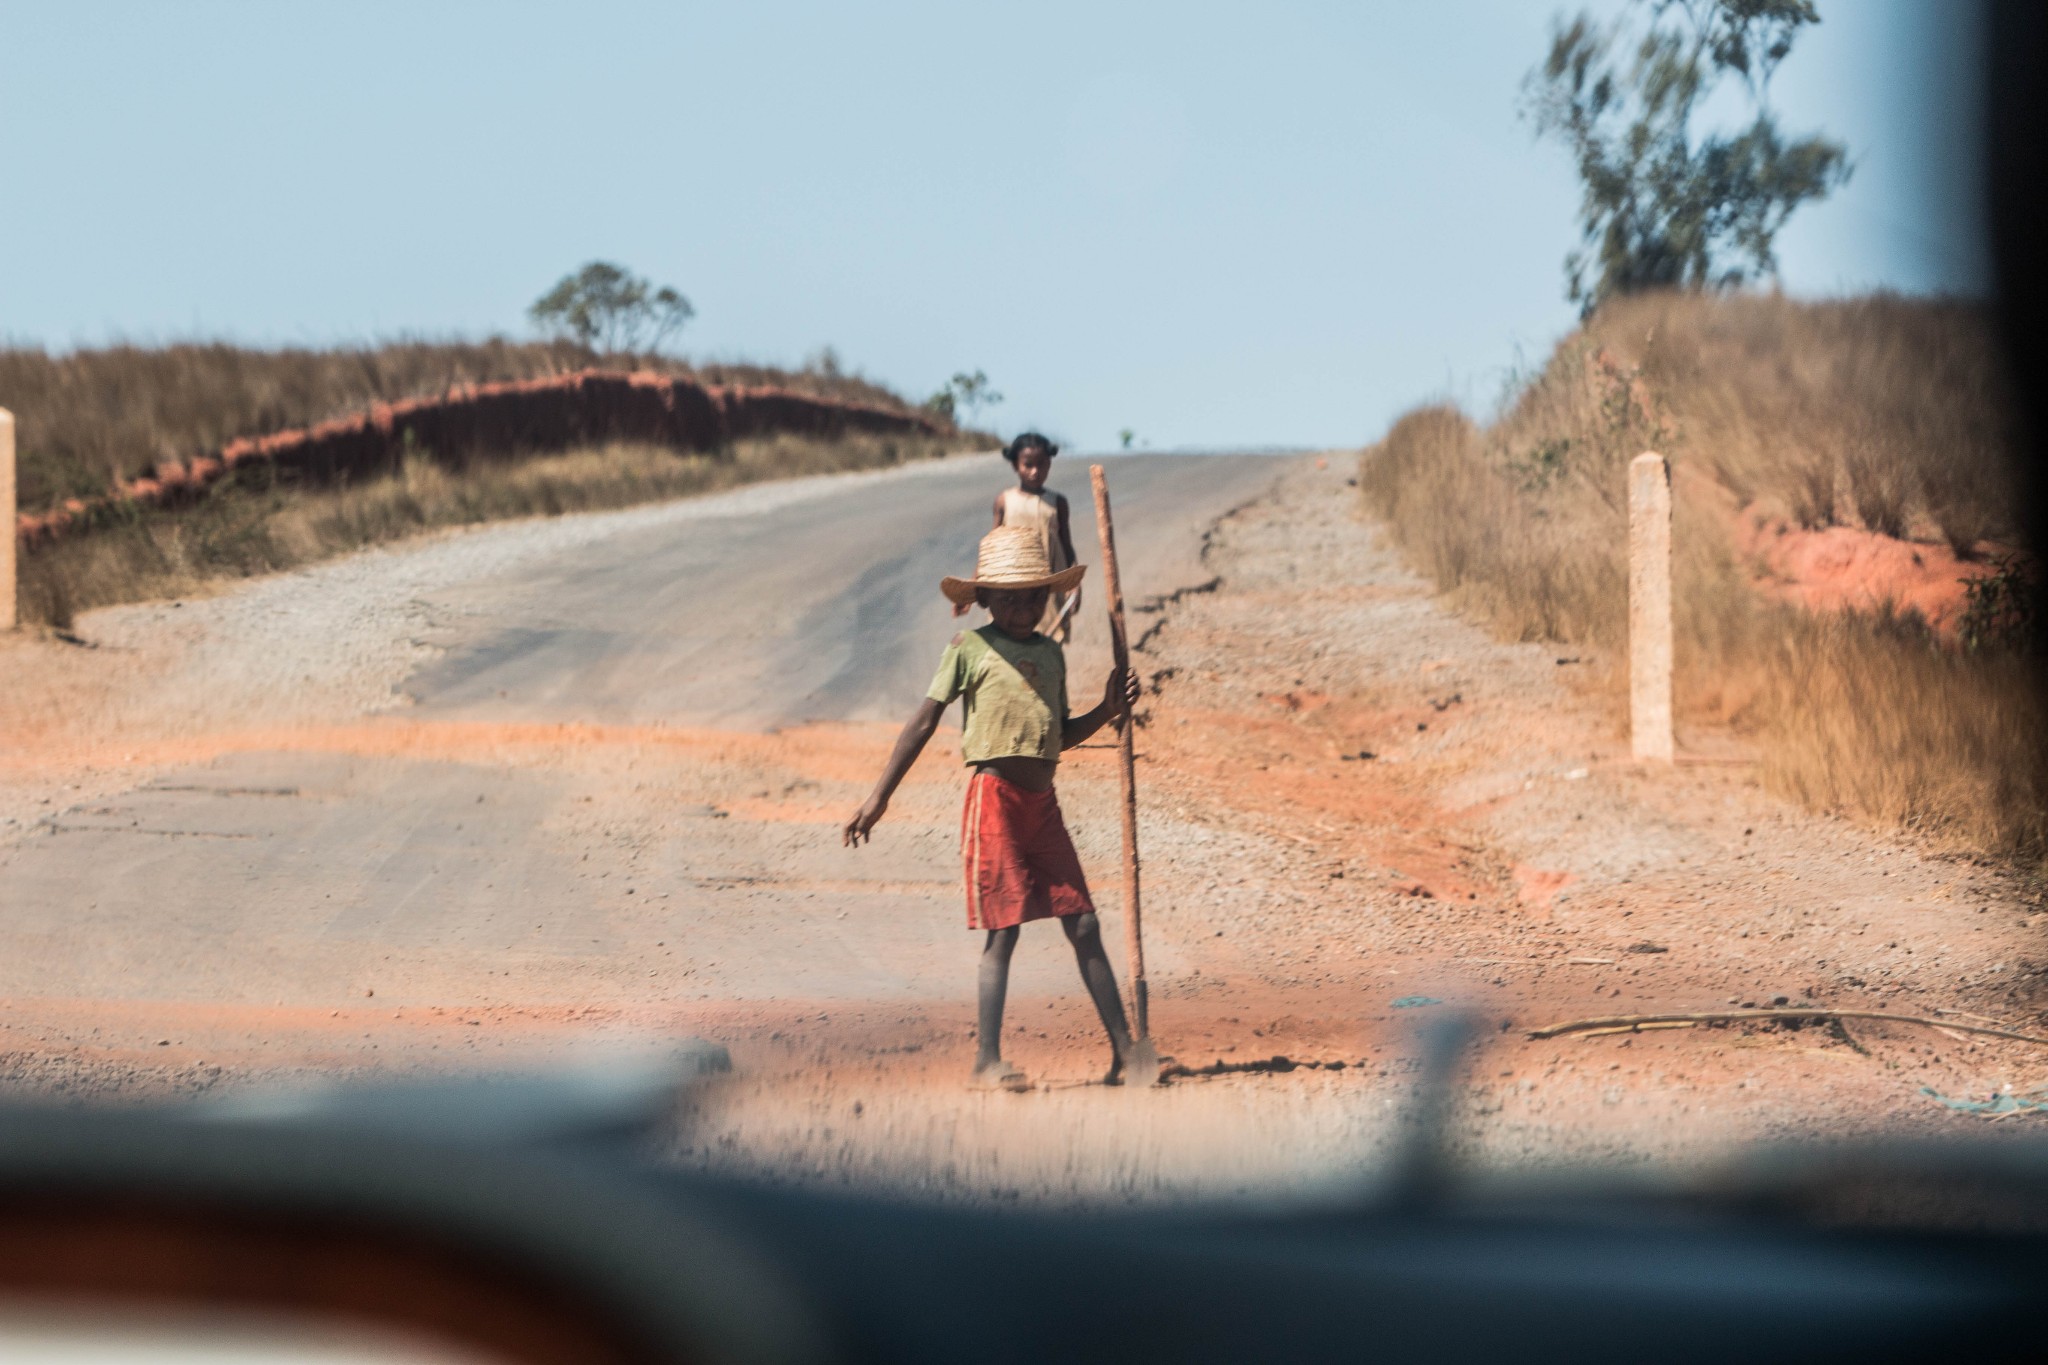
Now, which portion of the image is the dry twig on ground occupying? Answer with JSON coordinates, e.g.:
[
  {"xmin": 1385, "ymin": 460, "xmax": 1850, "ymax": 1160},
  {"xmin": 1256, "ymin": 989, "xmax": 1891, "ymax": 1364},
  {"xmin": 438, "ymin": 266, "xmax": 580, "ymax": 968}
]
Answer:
[{"xmin": 1529, "ymin": 1008, "xmax": 2048, "ymax": 1047}]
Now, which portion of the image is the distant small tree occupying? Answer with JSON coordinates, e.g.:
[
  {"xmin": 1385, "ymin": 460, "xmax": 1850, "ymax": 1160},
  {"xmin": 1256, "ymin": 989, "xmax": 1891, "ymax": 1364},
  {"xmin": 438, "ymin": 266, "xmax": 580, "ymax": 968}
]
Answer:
[
  {"xmin": 1523, "ymin": 0, "xmax": 1851, "ymax": 314},
  {"xmin": 923, "ymin": 369, "xmax": 1003, "ymax": 424},
  {"xmin": 530, "ymin": 261, "xmax": 694, "ymax": 354},
  {"xmin": 1119, "ymin": 428, "xmax": 1136, "ymax": 450}
]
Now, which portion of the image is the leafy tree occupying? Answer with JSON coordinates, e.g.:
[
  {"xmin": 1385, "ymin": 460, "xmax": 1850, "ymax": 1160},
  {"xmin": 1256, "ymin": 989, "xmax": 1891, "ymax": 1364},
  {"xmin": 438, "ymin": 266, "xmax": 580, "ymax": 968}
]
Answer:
[
  {"xmin": 529, "ymin": 261, "xmax": 694, "ymax": 354},
  {"xmin": 923, "ymin": 369, "xmax": 1003, "ymax": 424},
  {"xmin": 1523, "ymin": 0, "xmax": 1851, "ymax": 314}
]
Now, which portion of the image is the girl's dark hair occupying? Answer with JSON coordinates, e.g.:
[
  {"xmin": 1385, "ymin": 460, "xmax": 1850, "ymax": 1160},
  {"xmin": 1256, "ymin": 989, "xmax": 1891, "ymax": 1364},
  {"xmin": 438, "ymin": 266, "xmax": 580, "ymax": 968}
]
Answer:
[{"xmin": 1003, "ymin": 432, "xmax": 1059, "ymax": 465}]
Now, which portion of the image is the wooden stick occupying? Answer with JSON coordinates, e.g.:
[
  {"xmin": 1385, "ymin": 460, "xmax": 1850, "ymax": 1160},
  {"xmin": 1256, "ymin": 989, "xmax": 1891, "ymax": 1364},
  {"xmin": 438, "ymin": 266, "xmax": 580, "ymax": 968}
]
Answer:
[
  {"xmin": 1529, "ymin": 1008, "xmax": 2048, "ymax": 1047},
  {"xmin": 1, "ymin": 409, "xmax": 14, "ymax": 632},
  {"xmin": 1090, "ymin": 464, "xmax": 1147, "ymax": 1040},
  {"xmin": 1573, "ymin": 1021, "xmax": 1698, "ymax": 1038}
]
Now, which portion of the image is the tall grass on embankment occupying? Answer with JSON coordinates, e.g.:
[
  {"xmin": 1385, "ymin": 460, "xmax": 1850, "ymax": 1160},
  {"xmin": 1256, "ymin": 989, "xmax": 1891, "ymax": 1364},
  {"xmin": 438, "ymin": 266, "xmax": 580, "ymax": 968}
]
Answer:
[
  {"xmin": 1358, "ymin": 291, "xmax": 2048, "ymax": 862},
  {"xmin": 21, "ymin": 431, "xmax": 959, "ymax": 629},
  {"xmin": 1, "ymin": 338, "xmax": 921, "ymax": 510}
]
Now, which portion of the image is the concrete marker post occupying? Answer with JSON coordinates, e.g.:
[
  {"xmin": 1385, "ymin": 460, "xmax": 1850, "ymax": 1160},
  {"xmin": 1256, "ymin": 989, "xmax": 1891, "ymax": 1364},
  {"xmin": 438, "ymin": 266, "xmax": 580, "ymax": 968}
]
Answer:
[
  {"xmin": 1628, "ymin": 451, "xmax": 1673, "ymax": 762},
  {"xmin": 0, "ymin": 408, "xmax": 14, "ymax": 632}
]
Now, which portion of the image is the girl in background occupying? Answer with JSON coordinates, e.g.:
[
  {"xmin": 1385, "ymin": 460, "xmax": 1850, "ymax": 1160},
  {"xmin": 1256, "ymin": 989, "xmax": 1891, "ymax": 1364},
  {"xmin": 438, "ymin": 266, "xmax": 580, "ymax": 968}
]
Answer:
[{"xmin": 966, "ymin": 431, "xmax": 1080, "ymax": 641}]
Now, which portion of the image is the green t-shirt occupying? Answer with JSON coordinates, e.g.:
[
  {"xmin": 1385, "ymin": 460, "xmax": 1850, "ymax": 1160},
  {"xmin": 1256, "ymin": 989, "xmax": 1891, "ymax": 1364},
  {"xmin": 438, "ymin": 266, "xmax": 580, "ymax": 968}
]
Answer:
[{"xmin": 926, "ymin": 625, "xmax": 1068, "ymax": 764}]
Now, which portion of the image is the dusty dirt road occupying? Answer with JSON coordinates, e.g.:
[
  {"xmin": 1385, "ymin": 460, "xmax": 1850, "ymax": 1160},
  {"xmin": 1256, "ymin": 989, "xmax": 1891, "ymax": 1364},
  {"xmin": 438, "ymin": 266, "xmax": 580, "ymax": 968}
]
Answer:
[
  {"xmin": 3, "ymin": 452, "xmax": 2045, "ymax": 1204},
  {"xmin": 0, "ymin": 452, "xmax": 1270, "ymax": 1083}
]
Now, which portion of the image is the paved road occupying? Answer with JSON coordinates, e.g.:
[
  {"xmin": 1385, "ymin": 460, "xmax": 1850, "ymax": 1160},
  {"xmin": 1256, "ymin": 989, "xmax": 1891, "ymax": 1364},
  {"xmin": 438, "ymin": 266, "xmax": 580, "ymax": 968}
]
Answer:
[
  {"xmin": 403, "ymin": 452, "xmax": 1276, "ymax": 728},
  {"xmin": 0, "ymin": 454, "xmax": 1287, "ymax": 1028}
]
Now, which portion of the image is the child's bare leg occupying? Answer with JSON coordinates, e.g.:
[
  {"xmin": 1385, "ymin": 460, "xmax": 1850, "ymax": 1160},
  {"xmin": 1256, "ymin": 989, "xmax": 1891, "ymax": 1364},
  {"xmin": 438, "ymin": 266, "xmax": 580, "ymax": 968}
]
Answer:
[
  {"xmin": 974, "ymin": 927, "xmax": 1025, "ymax": 1085},
  {"xmin": 1060, "ymin": 912, "xmax": 1135, "ymax": 1084}
]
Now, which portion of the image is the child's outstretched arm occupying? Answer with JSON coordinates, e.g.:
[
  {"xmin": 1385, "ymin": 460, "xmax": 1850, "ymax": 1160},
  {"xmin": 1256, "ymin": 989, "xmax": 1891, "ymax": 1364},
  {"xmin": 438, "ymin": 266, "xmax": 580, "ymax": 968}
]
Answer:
[
  {"xmin": 843, "ymin": 697, "xmax": 945, "ymax": 846},
  {"xmin": 1060, "ymin": 667, "xmax": 1141, "ymax": 750}
]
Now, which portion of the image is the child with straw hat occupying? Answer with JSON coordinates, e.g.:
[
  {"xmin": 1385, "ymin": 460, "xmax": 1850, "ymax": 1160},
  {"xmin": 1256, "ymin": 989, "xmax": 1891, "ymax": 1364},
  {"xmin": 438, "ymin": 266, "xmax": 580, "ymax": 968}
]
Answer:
[{"xmin": 843, "ymin": 525, "xmax": 1142, "ymax": 1090}]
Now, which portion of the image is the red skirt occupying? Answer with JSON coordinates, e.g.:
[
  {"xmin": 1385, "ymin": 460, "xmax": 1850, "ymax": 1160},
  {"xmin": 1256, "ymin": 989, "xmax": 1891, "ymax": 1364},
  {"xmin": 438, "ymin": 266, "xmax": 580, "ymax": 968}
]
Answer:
[{"xmin": 961, "ymin": 770, "xmax": 1095, "ymax": 931}]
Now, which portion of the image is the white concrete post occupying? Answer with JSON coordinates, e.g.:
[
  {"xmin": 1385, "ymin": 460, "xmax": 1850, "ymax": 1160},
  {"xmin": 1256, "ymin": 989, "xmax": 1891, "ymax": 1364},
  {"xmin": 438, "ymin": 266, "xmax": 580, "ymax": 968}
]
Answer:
[
  {"xmin": 0, "ymin": 408, "xmax": 14, "ymax": 632},
  {"xmin": 1628, "ymin": 451, "xmax": 1673, "ymax": 762}
]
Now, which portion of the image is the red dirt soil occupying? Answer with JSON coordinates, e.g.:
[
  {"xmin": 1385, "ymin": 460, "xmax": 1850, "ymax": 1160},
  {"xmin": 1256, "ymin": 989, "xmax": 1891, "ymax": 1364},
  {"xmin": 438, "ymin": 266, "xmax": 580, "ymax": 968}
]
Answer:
[
  {"xmin": 14, "ymin": 369, "xmax": 946, "ymax": 546},
  {"xmin": 1737, "ymin": 510, "xmax": 2001, "ymax": 635}
]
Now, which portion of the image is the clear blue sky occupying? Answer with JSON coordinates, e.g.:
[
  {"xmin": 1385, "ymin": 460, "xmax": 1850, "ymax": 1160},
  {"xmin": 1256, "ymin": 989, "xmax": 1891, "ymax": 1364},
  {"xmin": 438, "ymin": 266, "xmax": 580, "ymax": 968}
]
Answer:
[{"xmin": 0, "ymin": 1, "xmax": 1985, "ymax": 451}]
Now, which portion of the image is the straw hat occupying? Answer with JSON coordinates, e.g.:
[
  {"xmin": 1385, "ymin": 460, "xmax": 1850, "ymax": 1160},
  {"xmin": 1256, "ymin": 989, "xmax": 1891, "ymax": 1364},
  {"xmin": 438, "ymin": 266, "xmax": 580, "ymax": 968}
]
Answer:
[{"xmin": 940, "ymin": 526, "xmax": 1087, "ymax": 607}]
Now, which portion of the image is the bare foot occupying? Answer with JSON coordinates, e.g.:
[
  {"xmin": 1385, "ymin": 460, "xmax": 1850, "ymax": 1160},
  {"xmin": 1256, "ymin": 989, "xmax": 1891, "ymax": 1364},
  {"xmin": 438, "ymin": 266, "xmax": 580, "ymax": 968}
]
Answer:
[{"xmin": 969, "ymin": 1059, "xmax": 1031, "ymax": 1092}]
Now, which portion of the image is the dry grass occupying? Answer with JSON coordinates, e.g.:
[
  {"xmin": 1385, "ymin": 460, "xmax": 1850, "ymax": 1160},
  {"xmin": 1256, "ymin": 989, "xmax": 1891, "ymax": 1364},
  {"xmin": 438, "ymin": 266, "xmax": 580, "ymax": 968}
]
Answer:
[
  {"xmin": 19, "ymin": 431, "xmax": 962, "ymax": 630},
  {"xmin": 1601, "ymin": 292, "xmax": 2020, "ymax": 554},
  {"xmin": 0, "ymin": 339, "xmax": 923, "ymax": 511},
  {"xmin": 1360, "ymin": 291, "xmax": 2048, "ymax": 862},
  {"xmin": 1757, "ymin": 613, "xmax": 2048, "ymax": 852}
]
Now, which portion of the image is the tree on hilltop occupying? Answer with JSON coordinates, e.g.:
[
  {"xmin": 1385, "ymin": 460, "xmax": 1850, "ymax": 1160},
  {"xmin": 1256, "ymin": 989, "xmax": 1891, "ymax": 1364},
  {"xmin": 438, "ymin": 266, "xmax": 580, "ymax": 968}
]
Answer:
[
  {"xmin": 923, "ymin": 369, "xmax": 1003, "ymax": 424},
  {"xmin": 530, "ymin": 261, "xmax": 694, "ymax": 355},
  {"xmin": 1524, "ymin": 0, "xmax": 1851, "ymax": 314}
]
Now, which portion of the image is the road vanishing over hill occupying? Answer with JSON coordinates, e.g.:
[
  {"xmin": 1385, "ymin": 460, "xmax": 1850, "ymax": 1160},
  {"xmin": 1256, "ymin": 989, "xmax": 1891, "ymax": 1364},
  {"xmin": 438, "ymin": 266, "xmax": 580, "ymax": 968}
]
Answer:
[
  {"xmin": 0, "ymin": 453, "xmax": 1285, "ymax": 1015},
  {"xmin": 401, "ymin": 452, "xmax": 1280, "ymax": 728}
]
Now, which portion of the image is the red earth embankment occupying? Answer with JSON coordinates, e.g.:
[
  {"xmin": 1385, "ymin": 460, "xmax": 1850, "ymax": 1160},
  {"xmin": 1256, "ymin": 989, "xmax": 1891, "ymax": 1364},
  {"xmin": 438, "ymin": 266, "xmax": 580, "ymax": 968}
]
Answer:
[
  {"xmin": 1675, "ymin": 460, "xmax": 2007, "ymax": 638},
  {"xmin": 1737, "ymin": 512, "xmax": 2003, "ymax": 637},
  {"xmin": 1361, "ymin": 294, "xmax": 2048, "ymax": 859},
  {"xmin": 15, "ymin": 369, "xmax": 946, "ymax": 548}
]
